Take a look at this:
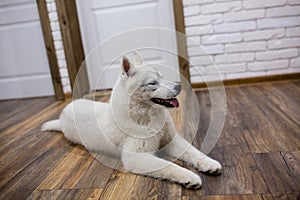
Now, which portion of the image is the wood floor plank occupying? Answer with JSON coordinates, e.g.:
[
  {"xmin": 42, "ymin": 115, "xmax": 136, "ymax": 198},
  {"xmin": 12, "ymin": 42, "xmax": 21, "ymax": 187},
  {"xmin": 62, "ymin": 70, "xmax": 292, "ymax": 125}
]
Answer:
[
  {"xmin": 182, "ymin": 194, "xmax": 273, "ymax": 200},
  {"xmin": 227, "ymin": 86, "xmax": 300, "ymax": 153},
  {"xmin": 1, "ymin": 81, "xmax": 299, "ymax": 199},
  {"xmin": 38, "ymin": 145, "xmax": 93, "ymax": 190},
  {"xmin": 28, "ymin": 189, "xmax": 102, "ymax": 200},
  {"xmin": 0, "ymin": 100, "xmax": 69, "ymax": 149},
  {"xmin": 253, "ymin": 151, "xmax": 300, "ymax": 198},
  {"xmin": 280, "ymin": 151, "xmax": 300, "ymax": 173},
  {"xmin": 0, "ymin": 97, "xmax": 56, "ymax": 132},
  {"xmin": 0, "ymin": 146, "xmax": 70, "ymax": 200},
  {"xmin": 183, "ymin": 145, "xmax": 268, "ymax": 197},
  {"xmin": 0, "ymin": 131, "xmax": 71, "ymax": 189},
  {"xmin": 100, "ymin": 171, "xmax": 181, "ymax": 200},
  {"xmin": 74, "ymin": 158, "xmax": 114, "ymax": 189},
  {"xmin": 259, "ymin": 82, "xmax": 300, "ymax": 126}
]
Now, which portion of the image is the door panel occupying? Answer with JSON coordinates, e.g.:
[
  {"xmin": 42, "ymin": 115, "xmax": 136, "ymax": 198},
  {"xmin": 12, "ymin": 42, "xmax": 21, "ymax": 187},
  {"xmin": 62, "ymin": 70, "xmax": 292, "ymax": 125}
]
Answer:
[
  {"xmin": 0, "ymin": 0, "xmax": 54, "ymax": 99},
  {"xmin": 76, "ymin": 0, "xmax": 179, "ymax": 90}
]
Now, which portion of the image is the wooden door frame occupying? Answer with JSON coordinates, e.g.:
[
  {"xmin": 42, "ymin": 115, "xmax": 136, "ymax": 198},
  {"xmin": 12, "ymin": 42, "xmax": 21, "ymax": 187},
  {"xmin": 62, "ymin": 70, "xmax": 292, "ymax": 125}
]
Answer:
[
  {"xmin": 37, "ymin": 0, "xmax": 65, "ymax": 100},
  {"xmin": 173, "ymin": 0, "xmax": 190, "ymax": 83},
  {"xmin": 38, "ymin": 0, "xmax": 189, "ymax": 99}
]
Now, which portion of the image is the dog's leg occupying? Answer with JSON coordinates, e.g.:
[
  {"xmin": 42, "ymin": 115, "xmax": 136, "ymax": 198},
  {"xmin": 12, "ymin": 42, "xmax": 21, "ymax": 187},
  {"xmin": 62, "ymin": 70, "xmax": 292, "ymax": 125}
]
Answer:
[
  {"xmin": 121, "ymin": 140, "xmax": 202, "ymax": 189},
  {"xmin": 161, "ymin": 134, "xmax": 222, "ymax": 174}
]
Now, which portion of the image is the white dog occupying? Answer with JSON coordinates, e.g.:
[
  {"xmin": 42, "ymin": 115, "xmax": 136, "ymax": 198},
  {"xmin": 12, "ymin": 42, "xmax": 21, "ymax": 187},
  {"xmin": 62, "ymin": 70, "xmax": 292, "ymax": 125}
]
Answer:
[{"xmin": 42, "ymin": 52, "xmax": 222, "ymax": 189}]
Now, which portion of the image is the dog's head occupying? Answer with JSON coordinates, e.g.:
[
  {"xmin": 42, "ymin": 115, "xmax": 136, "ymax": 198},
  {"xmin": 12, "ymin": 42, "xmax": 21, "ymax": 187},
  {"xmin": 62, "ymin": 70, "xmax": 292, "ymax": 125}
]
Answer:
[{"xmin": 120, "ymin": 52, "xmax": 181, "ymax": 108}]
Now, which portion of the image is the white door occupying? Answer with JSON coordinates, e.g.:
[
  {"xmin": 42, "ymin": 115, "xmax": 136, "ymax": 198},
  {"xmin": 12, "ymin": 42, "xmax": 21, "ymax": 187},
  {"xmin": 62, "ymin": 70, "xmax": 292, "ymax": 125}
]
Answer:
[
  {"xmin": 76, "ymin": 0, "xmax": 179, "ymax": 90},
  {"xmin": 0, "ymin": 0, "xmax": 54, "ymax": 100}
]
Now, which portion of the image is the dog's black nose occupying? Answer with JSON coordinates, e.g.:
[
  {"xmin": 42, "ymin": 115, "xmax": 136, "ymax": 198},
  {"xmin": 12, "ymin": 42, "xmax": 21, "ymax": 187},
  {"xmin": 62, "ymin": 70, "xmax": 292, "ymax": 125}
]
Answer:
[{"xmin": 174, "ymin": 84, "xmax": 182, "ymax": 94}]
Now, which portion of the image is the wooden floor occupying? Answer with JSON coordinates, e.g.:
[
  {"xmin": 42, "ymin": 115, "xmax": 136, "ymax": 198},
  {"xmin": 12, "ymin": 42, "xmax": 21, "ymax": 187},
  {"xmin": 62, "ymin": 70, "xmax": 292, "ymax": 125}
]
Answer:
[{"xmin": 0, "ymin": 80, "xmax": 299, "ymax": 200}]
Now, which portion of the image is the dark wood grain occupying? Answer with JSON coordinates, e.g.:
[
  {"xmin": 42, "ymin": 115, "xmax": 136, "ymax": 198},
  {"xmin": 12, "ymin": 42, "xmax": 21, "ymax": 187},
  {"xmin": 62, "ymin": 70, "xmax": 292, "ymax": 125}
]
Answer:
[
  {"xmin": 182, "ymin": 194, "xmax": 273, "ymax": 200},
  {"xmin": 55, "ymin": 0, "xmax": 89, "ymax": 98},
  {"xmin": 74, "ymin": 158, "xmax": 114, "ymax": 189},
  {"xmin": 28, "ymin": 189, "xmax": 102, "ymax": 200},
  {"xmin": 0, "ymin": 147, "xmax": 70, "ymax": 200},
  {"xmin": 36, "ymin": 0, "xmax": 64, "ymax": 100},
  {"xmin": 100, "ymin": 171, "xmax": 181, "ymax": 200},
  {"xmin": 1, "ymin": 81, "xmax": 300, "ymax": 199},
  {"xmin": 253, "ymin": 152, "xmax": 300, "ymax": 198},
  {"xmin": 173, "ymin": 0, "xmax": 190, "ymax": 83}
]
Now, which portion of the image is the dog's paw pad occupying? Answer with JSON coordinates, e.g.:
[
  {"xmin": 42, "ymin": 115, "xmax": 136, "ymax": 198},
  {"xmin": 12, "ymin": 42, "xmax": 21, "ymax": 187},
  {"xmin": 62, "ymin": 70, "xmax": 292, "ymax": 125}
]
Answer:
[
  {"xmin": 183, "ymin": 181, "xmax": 202, "ymax": 189},
  {"xmin": 181, "ymin": 174, "xmax": 202, "ymax": 189},
  {"xmin": 197, "ymin": 159, "xmax": 222, "ymax": 175}
]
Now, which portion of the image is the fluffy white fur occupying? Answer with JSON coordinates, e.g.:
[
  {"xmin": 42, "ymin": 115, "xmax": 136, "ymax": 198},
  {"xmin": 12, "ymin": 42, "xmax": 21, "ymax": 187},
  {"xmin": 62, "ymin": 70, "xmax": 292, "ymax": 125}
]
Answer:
[{"xmin": 42, "ymin": 52, "xmax": 222, "ymax": 189}]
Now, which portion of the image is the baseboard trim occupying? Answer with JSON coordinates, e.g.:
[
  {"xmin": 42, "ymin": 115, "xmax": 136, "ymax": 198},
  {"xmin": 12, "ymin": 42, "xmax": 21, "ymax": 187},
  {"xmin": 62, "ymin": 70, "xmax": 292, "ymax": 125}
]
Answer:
[{"xmin": 192, "ymin": 73, "xmax": 300, "ymax": 89}]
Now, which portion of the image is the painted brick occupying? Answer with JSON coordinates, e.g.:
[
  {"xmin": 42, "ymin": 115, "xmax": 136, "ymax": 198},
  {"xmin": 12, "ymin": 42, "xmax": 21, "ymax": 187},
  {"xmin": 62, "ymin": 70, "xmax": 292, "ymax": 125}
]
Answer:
[
  {"xmin": 54, "ymin": 41, "xmax": 63, "ymax": 50},
  {"xmin": 190, "ymin": 66, "xmax": 206, "ymax": 76},
  {"xmin": 214, "ymin": 21, "xmax": 256, "ymax": 33},
  {"xmin": 243, "ymin": 29, "xmax": 285, "ymax": 41},
  {"xmin": 186, "ymin": 25, "xmax": 213, "ymax": 36},
  {"xmin": 248, "ymin": 60, "xmax": 289, "ymax": 71},
  {"xmin": 215, "ymin": 53, "xmax": 254, "ymax": 64},
  {"xmin": 46, "ymin": 2, "xmax": 57, "ymax": 12},
  {"xmin": 48, "ymin": 12, "xmax": 58, "ymax": 21},
  {"xmin": 186, "ymin": 36, "xmax": 201, "ymax": 47},
  {"xmin": 56, "ymin": 50, "xmax": 65, "ymax": 60},
  {"xmin": 202, "ymin": 33, "xmax": 242, "ymax": 44},
  {"xmin": 243, "ymin": 0, "xmax": 287, "ymax": 9},
  {"xmin": 59, "ymin": 68, "xmax": 69, "ymax": 77},
  {"xmin": 185, "ymin": 14, "xmax": 223, "ymax": 26},
  {"xmin": 267, "ymin": 6, "xmax": 300, "ymax": 17},
  {"xmin": 225, "ymin": 71, "xmax": 267, "ymax": 79},
  {"xmin": 257, "ymin": 16, "xmax": 300, "ymax": 29},
  {"xmin": 183, "ymin": 0, "xmax": 213, "ymax": 6},
  {"xmin": 205, "ymin": 63, "xmax": 247, "ymax": 74},
  {"xmin": 255, "ymin": 49, "xmax": 298, "ymax": 61},
  {"xmin": 267, "ymin": 68, "xmax": 300, "ymax": 75},
  {"xmin": 288, "ymin": 0, "xmax": 300, "ymax": 5},
  {"xmin": 201, "ymin": 1, "xmax": 242, "ymax": 14},
  {"xmin": 286, "ymin": 27, "xmax": 300, "ymax": 37},
  {"xmin": 268, "ymin": 38, "xmax": 300, "ymax": 49},
  {"xmin": 225, "ymin": 41, "xmax": 266, "ymax": 53},
  {"xmin": 58, "ymin": 59, "xmax": 67, "ymax": 68},
  {"xmin": 189, "ymin": 56, "xmax": 214, "ymax": 66},
  {"xmin": 224, "ymin": 9, "xmax": 265, "ymax": 22},
  {"xmin": 291, "ymin": 57, "xmax": 300, "ymax": 67},
  {"xmin": 50, "ymin": 21, "xmax": 60, "ymax": 31},
  {"xmin": 52, "ymin": 31, "xmax": 62, "ymax": 40},
  {"xmin": 191, "ymin": 74, "xmax": 225, "ymax": 83},
  {"xmin": 188, "ymin": 45, "xmax": 224, "ymax": 56},
  {"xmin": 61, "ymin": 78, "xmax": 70, "ymax": 87},
  {"xmin": 184, "ymin": 5, "xmax": 200, "ymax": 16}
]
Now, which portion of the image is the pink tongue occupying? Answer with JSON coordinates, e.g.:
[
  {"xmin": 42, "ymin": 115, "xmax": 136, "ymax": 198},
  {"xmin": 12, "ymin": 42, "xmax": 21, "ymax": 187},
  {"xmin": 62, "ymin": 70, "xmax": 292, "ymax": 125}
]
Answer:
[{"xmin": 166, "ymin": 98, "xmax": 179, "ymax": 108}]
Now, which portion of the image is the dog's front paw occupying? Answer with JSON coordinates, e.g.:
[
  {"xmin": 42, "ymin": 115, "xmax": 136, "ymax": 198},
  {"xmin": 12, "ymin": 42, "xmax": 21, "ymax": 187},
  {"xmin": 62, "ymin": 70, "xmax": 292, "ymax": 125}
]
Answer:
[
  {"xmin": 180, "ymin": 172, "xmax": 202, "ymax": 189},
  {"xmin": 196, "ymin": 158, "xmax": 222, "ymax": 175}
]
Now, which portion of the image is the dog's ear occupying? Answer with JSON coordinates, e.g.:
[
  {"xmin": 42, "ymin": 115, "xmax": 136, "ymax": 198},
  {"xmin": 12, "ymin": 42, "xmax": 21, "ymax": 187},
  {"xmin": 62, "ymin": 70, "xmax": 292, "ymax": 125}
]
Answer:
[
  {"xmin": 122, "ymin": 56, "xmax": 135, "ymax": 76},
  {"xmin": 132, "ymin": 51, "xmax": 143, "ymax": 66}
]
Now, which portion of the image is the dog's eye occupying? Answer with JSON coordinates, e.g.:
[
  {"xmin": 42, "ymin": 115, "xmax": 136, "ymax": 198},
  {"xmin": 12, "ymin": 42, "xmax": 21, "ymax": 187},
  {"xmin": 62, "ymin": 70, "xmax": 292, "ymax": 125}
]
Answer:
[{"xmin": 147, "ymin": 81, "xmax": 158, "ymax": 86}]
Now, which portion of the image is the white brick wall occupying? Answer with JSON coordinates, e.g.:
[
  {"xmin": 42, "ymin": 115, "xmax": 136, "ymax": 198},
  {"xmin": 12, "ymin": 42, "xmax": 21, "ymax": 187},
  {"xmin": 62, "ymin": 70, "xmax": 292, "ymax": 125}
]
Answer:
[
  {"xmin": 184, "ymin": 0, "xmax": 300, "ymax": 83},
  {"xmin": 46, "ymin": 0, "xmax": 71, "ymax": 94}
]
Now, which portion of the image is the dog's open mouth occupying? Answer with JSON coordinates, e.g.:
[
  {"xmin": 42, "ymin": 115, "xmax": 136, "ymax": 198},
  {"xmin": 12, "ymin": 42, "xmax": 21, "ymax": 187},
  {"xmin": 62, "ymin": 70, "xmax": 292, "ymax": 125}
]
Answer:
[{"xmin": 151, "ymin": 98, "xmax": 179, "ymax": 108}]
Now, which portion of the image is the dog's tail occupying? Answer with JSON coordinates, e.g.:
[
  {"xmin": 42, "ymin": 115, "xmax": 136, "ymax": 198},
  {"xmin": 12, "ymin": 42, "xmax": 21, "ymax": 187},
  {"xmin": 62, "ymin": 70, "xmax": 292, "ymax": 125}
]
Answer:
[{"xmin": 41, "ymin": 119, "xmax": 61, "ymax": 132}]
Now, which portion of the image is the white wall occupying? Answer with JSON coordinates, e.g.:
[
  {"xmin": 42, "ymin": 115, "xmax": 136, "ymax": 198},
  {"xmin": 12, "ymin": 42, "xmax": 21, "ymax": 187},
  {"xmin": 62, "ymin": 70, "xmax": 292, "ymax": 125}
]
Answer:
[
  {"xmin": 46, "ymin": 0, "xmax": 300, "ymax": 91},
  {"xmin": 46, "ymin": 0, "xmax": 71, "ymax": 93},
  {"xmin": 183, "ymin": 0, "xmax": 300, "ymax": 83}
]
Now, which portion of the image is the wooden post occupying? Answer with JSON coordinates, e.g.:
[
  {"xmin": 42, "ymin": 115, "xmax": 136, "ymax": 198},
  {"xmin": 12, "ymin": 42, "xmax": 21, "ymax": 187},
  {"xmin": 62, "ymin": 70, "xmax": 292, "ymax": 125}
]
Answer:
[
  {"xmin": 173, "ymin": 0, "xmax": 191, "ymax": 83},
  {"xmin": 36, "ymin": 0, "xmax": 65, "ymax": 100},
  {"xmin": 55, "ymin": 0, "xmax": 90, "ymax": 98}
]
